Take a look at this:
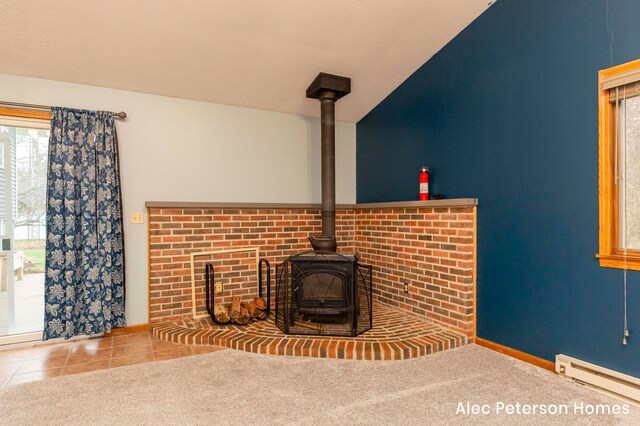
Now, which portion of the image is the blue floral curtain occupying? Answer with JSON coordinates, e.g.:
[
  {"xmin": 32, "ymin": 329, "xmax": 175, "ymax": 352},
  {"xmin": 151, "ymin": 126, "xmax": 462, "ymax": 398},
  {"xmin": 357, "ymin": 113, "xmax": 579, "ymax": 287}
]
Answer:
[{"xmin": 43, "ymin": 107, "xmax": 126, "ymax": 340}]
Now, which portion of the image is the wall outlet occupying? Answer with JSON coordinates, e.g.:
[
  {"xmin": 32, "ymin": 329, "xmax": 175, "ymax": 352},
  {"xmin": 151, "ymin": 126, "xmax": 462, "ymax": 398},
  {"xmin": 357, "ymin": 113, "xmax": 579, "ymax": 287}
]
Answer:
[
  {"xmin": 215, "ymin": 282, "xmax": 223, "ymax": 294},
  {"xmin": 403, "ymin": 283, "xmax": 409, "ymax": 293},
  {"xmin": 131, "ymin": 212, "xmax": 145, "ymax": 224}
]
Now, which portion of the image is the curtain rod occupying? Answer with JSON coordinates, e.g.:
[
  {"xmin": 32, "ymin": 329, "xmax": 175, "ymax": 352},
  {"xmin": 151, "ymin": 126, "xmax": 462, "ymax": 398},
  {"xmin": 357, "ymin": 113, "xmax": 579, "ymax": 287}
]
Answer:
[{"xmin": 0, "ymin": 101, "xmax": 127, "ymax": 119}]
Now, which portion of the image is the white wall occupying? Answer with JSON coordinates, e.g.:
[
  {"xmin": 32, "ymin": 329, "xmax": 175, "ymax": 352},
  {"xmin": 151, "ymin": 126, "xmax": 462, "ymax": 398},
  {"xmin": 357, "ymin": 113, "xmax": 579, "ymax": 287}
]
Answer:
[{"xmin": 0, "ymin": 73, "xmax": 356, "ymax": 326}]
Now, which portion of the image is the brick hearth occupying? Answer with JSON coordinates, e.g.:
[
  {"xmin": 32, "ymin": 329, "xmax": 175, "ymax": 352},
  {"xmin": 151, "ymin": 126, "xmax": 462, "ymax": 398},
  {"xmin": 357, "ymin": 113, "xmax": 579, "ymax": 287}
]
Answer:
[
  {"xmin": 146, "ymin": 199, "xmax": 476, "ymax": 359},
  {"xmin": 151, "ymin": 302, "xmax": 467, "ymax": 360}
]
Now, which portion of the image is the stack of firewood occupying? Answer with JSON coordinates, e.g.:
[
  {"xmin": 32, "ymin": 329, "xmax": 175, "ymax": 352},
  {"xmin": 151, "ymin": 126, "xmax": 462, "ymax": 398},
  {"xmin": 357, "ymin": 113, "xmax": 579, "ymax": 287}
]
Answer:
[{"xmin": 213, "ymin": 296, "xmax": 268, "ymax": 325}]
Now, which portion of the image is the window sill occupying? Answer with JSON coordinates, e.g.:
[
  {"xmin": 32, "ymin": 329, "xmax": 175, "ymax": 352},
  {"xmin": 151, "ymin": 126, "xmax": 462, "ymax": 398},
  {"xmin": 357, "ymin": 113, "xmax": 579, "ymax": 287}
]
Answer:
[{"xmin": 596, "ymin": 254, "xmax": 640, "ymax": 271}]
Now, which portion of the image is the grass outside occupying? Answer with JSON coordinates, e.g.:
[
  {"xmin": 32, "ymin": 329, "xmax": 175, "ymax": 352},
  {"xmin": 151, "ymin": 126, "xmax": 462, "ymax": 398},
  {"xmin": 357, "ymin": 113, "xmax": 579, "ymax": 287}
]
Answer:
[
  {"xmin": 16, "ymin": 240, "xmax": 45, "ymax": 273},
  {"xmin": 23, "ymin": 249, "xmax": 45, "ymax": 273}
]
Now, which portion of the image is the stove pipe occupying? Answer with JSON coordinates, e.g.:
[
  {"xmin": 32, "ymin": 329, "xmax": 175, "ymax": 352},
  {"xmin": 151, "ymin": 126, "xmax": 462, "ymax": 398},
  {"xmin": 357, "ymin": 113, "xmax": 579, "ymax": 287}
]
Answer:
[{"xmin": 305, "ymin": 73, "xmax": 351, "ymax": 252}]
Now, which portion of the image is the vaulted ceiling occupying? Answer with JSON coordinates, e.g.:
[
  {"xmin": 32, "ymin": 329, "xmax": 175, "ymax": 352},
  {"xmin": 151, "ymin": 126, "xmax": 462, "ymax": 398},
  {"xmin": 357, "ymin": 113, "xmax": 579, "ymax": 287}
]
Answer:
[{"xmin": 0, "ymin": 0, "xmax": 491, "ymax": 122}]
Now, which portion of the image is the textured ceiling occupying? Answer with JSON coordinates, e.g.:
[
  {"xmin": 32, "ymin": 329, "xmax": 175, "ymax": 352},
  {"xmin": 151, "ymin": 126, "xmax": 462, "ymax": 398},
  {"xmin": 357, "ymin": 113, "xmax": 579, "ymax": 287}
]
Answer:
[{"xmin": 0, "ymin": 0, "xmax": 490, "ymax": 122}]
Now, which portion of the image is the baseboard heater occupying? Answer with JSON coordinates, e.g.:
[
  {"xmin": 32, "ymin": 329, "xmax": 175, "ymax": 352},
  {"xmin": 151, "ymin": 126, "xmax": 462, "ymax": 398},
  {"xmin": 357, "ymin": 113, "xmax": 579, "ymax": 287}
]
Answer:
[{"xmin": 556, "ymin": 354, "xmax": 640, "ymax": 404}]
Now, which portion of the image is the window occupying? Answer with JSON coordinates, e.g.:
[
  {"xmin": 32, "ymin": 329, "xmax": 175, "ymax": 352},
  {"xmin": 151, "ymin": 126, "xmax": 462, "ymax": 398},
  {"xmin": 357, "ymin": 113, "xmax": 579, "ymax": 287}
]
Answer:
[
  {"xmin": 598, "ymin": 59, "xmax": 640, "ymax": 270},
  {"xmin": 0, "ymin": 107, "xmax": 50, "ymax": 341}
]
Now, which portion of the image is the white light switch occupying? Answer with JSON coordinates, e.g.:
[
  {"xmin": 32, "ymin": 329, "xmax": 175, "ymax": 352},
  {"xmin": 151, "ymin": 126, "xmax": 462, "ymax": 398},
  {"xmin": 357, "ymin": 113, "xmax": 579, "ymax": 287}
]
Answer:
[{"xmin": 131, "ymin": 212, "xmax": 145, "ymax": 224}]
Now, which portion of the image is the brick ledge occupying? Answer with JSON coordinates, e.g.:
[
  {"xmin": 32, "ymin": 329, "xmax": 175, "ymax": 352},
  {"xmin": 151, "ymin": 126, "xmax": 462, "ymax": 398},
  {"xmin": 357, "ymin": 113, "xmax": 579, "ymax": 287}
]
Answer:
[{"xmin": 145, "ymin": 198, "xmax": 477, "ymax": 210}]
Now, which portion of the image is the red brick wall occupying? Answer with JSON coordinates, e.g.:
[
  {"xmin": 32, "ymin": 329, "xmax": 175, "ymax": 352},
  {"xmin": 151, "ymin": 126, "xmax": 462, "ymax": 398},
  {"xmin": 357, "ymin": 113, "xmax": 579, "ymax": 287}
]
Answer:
[
  {"xmin": 148, "ymin": 205, "xmax": 475, "ymax": 337},
  {"xmin": 148, "ymin": 208, "xmax": 355, "ymax": 323},
  {"xmin": 354, "ymin": 207, "xmax": 475, "ymax": 336}
]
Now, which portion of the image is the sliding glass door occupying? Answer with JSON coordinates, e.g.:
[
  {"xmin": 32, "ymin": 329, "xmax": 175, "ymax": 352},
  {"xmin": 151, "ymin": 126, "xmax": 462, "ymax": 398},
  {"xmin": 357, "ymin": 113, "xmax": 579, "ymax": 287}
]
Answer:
[{"xmin": 0, "ymin": 117, "xmax": 49, "ymax": 343}]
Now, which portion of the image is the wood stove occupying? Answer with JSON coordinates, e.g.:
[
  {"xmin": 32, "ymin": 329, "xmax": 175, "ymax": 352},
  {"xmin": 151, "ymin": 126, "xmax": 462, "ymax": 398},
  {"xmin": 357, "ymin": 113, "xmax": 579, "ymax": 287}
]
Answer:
[
  {"xmin": 275, "ymin": 251, "xmax": 372, "ymax": 337},
  {"xmin": 273, "ymin": 72, "xmax": 372, "ymax": 337},
  {"xmin": 290, "ymin": 252, "xmax": 358, "ymax": 321}
]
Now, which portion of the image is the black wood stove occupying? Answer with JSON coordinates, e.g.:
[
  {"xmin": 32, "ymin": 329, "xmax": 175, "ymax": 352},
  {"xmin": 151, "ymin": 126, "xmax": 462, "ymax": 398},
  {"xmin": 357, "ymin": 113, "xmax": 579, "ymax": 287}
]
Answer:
[
  {"xmin": 274, "ymin": 73, "xmax": 372, "ymax": 337},
  {"xmin": 275, "ymin": 251, "xmax": 371, "ymax": 337}
]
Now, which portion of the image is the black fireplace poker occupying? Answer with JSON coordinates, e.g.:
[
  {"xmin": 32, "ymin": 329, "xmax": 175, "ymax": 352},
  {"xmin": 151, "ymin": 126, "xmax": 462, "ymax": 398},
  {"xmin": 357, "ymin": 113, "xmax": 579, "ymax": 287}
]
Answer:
[{"xmin": 306, "ymin": 72, "xmax": 351, "ymax": 252}]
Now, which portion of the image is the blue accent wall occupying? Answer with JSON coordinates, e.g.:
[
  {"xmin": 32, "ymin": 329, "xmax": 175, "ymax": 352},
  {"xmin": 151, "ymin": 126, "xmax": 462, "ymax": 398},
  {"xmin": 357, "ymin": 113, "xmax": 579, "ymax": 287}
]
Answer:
[{"xmin": 357, "ymin": 0, "xmax": 640, "ymax": 376}]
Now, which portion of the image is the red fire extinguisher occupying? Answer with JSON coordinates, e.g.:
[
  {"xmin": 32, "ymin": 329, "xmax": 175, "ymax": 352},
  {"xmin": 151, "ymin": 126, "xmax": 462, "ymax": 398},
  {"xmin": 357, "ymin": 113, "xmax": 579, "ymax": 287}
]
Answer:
[{"xmin": 419, "ymin": 167, "xmax": 429, "ymax": 200}]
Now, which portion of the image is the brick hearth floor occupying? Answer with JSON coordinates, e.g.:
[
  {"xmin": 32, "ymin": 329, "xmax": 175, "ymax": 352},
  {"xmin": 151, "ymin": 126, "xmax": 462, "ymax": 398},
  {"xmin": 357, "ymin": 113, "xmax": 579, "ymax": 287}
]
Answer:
[{"xmin": 151, "ymin": 303, "xmax": 468, "ymax": 360}]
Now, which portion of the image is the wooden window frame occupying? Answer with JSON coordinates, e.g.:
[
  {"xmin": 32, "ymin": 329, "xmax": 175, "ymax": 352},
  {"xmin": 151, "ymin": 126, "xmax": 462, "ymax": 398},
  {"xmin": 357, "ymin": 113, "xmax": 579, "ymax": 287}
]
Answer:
[
  {"xmin": 597, "ymin": 59, "xmax": 640, "ymax": 271},
  {"xmin": 0, "ymin": 104, "xmax": 51, "ymax": 155},
  {"xmin": 0, "ymin": 107, "xmax": 50, "ymax": 121},
  {"xmin": 0, "ymin": 107, "xmax": 51, "ymax": 167}
]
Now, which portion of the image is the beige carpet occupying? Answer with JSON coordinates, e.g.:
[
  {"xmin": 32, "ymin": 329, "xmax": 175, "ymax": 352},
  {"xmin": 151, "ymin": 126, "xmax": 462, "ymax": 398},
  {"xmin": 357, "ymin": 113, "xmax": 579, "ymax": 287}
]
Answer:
[{"xmin": 0, "ymin": 344, "xmax": 638, "ymax": 425}]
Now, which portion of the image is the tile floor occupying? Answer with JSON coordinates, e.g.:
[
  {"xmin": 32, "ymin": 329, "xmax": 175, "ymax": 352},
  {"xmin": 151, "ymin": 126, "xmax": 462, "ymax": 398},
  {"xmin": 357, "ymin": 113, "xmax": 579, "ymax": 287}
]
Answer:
[{"xmin": 0, "ymin": 332, "xmax": 226, "ymax": 388}]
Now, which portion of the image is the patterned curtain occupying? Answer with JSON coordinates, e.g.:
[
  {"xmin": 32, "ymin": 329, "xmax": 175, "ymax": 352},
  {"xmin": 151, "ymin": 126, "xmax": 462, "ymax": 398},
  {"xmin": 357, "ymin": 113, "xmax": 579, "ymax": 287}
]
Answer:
[{"xmin": 43, "ymin": 107, "xmax": 126, "ymax": 340}]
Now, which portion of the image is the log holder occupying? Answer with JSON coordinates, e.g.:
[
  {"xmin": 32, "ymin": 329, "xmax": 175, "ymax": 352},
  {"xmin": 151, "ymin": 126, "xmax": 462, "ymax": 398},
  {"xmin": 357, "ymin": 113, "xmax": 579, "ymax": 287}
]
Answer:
[{"xmin": 205, "ymin": 258, "xmax": 271, "ymax": 322}]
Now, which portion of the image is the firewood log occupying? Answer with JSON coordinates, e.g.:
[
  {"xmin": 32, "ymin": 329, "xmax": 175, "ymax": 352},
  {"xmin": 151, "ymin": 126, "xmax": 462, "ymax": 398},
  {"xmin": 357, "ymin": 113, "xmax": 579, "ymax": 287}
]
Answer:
[
  {"xmin": 244, "ymin": 301, "xmax": 257, "ymax": 317},
  {"xmin": 229, "ymin": 296, "xmax": 242, "ymax": 322},
  {"xmin": 254, "ymin": 308, "xmax": 268, "ymax": 320},
  {"xmin": 253, "ymin": 297, "xmax": 267, "ymax": 310},
  {"xmin": 236, "ymin": 305, "xmax": 251, "ymax": 325},
  {"xmin": 213, "ymin": 303, "xmax": 230, "ymax": 324}
]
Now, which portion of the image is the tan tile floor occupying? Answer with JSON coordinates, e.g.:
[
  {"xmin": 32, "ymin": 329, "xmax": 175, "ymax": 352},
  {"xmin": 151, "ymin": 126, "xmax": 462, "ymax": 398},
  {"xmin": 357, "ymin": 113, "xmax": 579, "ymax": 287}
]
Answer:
[{"xmin": 0, "ymin": 332, "xmax": 226, "ymax": 388}]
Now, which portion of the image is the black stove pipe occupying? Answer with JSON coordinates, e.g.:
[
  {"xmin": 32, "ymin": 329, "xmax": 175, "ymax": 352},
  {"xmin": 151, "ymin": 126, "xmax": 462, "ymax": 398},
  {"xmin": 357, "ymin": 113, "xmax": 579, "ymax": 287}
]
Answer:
[
  {"xmin": 305, "ymin": 73, "xmax": 351, "ymax": 252},
  {"xmin": 319, "ymin": 91, "xmax": 337, "ymax": 239}
]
